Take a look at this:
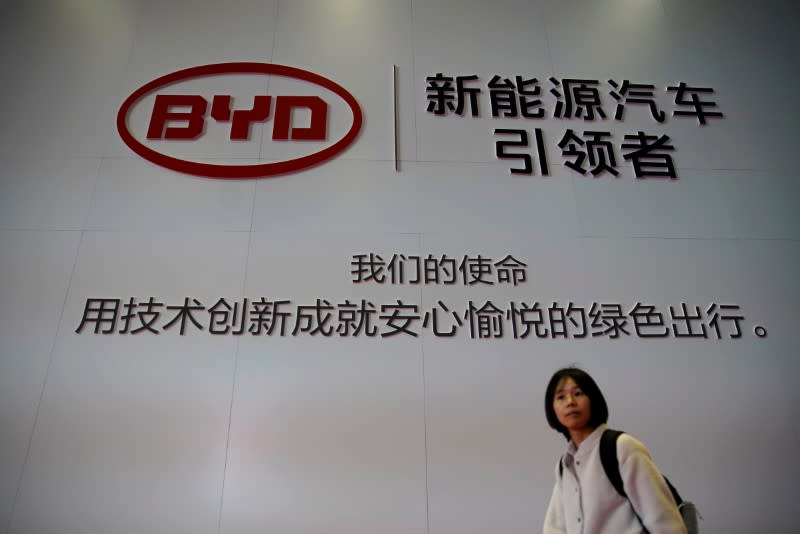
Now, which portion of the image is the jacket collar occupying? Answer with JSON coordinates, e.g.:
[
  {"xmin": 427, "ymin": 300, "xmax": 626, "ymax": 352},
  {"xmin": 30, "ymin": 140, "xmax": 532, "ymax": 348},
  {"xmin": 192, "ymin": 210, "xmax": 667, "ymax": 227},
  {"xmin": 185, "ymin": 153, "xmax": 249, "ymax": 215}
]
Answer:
[{"xmin": 565, "ymin": 423, "xmax": 608, "ymax": 461}]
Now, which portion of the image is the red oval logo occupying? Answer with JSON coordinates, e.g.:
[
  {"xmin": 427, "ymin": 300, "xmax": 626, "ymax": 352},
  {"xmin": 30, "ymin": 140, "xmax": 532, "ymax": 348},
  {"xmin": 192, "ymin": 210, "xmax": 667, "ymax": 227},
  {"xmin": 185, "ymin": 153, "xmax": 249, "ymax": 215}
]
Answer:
[{"xmin": 117, "ymin": 62, "xmax": 363, "ymax": 179}]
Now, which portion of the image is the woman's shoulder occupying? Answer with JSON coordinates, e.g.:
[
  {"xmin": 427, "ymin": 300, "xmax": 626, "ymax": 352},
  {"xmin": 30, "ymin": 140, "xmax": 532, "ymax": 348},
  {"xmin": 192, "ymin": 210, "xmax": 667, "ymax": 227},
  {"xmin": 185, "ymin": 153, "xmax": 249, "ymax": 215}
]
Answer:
[{"xmin": 613, "ymin": 430, "xmax": 654, "ymax": 461}]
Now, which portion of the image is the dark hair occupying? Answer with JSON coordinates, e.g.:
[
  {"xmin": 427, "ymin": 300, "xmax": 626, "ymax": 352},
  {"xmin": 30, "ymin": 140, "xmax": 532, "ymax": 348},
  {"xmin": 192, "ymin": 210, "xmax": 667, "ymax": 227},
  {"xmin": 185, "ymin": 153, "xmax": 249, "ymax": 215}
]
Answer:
[{"xmin": 544, "ymin": 367, "xmax": 609, "ymax": 440}]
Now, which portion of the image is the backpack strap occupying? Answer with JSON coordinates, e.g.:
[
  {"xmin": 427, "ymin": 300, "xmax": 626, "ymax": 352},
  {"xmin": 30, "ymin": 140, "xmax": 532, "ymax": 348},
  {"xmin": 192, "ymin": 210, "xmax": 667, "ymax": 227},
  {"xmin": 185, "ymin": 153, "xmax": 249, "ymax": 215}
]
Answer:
[
  {"xmin": 601, "ymin": 429, "xmax": 650, "ymax": 532},
  {"xmin": 663, "ymin": 476, "xmax": 684, "ymax": 506},
  {"xmin": 601, "ymin": 428, "xmax": 690, "ymax": 534},
  {"xmin": 599, "ymin": 429, "xmax": 627, "ymax": 498},
  {"xmin": 599, "ymin": 429, "xmax": 683, "ymax": 504}
]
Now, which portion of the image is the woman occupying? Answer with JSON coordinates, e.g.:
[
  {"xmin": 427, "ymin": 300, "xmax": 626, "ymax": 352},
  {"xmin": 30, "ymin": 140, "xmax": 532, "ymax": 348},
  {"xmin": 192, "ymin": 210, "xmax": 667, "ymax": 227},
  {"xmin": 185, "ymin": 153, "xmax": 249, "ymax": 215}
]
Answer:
[{"xmin": 542, "ymin": 367, "xmax": 686, "ymax": 534}]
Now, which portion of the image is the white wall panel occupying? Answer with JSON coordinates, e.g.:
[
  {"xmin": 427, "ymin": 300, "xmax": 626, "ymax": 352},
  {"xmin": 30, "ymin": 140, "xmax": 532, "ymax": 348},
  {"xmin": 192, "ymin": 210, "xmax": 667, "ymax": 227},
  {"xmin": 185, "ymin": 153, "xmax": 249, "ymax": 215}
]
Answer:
[
  {"xmin": 8, "ymin": 231, "xmax": 249, "ymax": 534},
  {"xmin": 660, "ymin": 0, "xmax": 800, "ymax": 173},
  {"xmin": 0, "ymin": 230, "xmax": 81, "ymax": 532},
  {"xmin": 252, "ymin": 160, "xmax": 417, "ymax": 236},
  {"xmin": 269, "ymin": 0, "xmax": 416, "ymax": 163},
  {"xmin": 418, "ymin": 231, "xmax": 591, "ymax": 534},
  {"xmin": 124, "ymin": 0, "xmax": 278, "ymax": 77},
  {"xmin": 543, "ymin": 0, "xmax": 676, "ymax": 83},
  {"xmin": 106, "ymin": 0, "xmax": 279, "ymax": 160},
  {"xmin": 0, "ymin": 158, "xmax": 101, "ymax": 231},
  {"xmin": 85, "ymin": 157, "xmax": 256, "ymax": 232},
  {"xmin": 0, "ymin": 1, "xmax": 798, "ymax": 533},
  {"xmin": 412, "ymin": 0, "xmax": 554, "ymax": 164},
  {"xmin": 0, "ymin": 1, "xmax": 136, "ymax": 159},
  {"xmin": 220, "ymin": 231, "xmax": 427, "ymax": 534},
  {"xmin": 571, "ymin": 167, "xmax": 740, "ymax": 239},
  {"xmin": 414, "ymin": 162, "xmax": 581, "ymax": 238}
]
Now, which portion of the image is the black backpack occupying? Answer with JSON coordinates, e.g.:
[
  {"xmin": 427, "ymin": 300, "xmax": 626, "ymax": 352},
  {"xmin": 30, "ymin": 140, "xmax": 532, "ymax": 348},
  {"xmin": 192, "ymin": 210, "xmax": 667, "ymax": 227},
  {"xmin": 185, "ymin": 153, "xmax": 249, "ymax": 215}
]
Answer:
[{"xmin": 558, "ymin": 429, "xmax": 700, "ymax": 533}]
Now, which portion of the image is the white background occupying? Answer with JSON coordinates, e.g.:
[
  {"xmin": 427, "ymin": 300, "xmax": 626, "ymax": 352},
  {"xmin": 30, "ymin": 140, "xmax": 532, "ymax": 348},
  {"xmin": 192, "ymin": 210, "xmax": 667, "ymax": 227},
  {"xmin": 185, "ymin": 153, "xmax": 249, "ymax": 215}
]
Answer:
[{"xmin": 1, "ymin": 1, "xmax": 799, "ymax": 533}]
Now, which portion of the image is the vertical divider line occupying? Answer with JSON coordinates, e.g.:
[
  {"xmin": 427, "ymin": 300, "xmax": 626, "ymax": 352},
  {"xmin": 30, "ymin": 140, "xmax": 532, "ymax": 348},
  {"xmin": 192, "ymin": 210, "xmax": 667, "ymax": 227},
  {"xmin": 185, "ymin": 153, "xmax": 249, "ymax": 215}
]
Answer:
[{"xmin": 394, "ymin": 64, "xmax": 400, "ymax": 172}]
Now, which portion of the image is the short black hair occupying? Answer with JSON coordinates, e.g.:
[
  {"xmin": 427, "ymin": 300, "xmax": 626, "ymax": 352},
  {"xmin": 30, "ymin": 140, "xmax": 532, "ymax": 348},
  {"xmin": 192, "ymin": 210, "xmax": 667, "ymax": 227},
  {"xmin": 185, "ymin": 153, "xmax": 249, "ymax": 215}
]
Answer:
[{"xmin": 544, "ymin": 367, "xmax": 609, "ymax": 440}]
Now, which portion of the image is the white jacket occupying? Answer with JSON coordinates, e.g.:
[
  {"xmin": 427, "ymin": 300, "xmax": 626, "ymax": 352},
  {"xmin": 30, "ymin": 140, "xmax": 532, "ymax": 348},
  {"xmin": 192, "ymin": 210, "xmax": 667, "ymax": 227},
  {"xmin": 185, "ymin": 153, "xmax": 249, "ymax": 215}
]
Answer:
[{"xmin": 543, "ymin": 424, "xmax": 686, "ymax": 534}]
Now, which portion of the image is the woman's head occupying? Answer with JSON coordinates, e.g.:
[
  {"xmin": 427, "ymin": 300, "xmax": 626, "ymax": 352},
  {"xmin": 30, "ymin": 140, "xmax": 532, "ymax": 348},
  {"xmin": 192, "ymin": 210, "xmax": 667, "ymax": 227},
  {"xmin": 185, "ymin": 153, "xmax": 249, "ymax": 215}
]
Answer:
[{"xmin": 544, "ymin": 367, "xmax": 609, "ymax": 440}]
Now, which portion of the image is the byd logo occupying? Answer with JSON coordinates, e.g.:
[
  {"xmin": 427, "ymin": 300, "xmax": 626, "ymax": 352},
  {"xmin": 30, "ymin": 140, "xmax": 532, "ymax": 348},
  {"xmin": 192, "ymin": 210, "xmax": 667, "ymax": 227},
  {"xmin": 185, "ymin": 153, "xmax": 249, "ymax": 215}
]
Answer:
[{"xmin": 117, "ymin": 63, "xmax": 363, "ymax": 178}]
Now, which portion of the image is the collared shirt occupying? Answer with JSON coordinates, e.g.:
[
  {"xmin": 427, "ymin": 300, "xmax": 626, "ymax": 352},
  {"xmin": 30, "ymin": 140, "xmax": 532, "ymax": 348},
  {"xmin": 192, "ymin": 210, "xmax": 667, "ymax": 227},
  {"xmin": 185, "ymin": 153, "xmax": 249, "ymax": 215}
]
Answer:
[{"xmin": 543, "ymin": 425, "xmax": 686, "ymax": 534}]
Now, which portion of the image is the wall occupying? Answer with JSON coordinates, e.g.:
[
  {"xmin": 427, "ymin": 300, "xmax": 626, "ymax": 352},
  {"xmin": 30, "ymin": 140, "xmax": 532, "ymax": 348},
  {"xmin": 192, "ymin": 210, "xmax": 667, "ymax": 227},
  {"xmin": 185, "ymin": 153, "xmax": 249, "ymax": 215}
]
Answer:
[{"xmin": 1, "ymin": 1, "xmax": 798, "ymax": 533}]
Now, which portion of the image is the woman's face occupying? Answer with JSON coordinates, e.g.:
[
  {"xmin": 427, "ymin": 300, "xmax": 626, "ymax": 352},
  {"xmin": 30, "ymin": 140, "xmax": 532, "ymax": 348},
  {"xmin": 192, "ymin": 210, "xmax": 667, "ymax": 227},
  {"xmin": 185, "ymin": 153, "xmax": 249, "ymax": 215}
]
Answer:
[{"xmin": 552, "ymin": 377, "xmax": 592, "ymax": 434}]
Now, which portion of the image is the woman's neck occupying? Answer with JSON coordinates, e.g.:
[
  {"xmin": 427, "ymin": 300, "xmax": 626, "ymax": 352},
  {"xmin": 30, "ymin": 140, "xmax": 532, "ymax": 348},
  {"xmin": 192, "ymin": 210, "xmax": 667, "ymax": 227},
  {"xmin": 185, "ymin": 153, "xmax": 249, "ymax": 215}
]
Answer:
[{"xmin": 570, "ymin": 426, "xmax": 595, "ymax": 447}]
